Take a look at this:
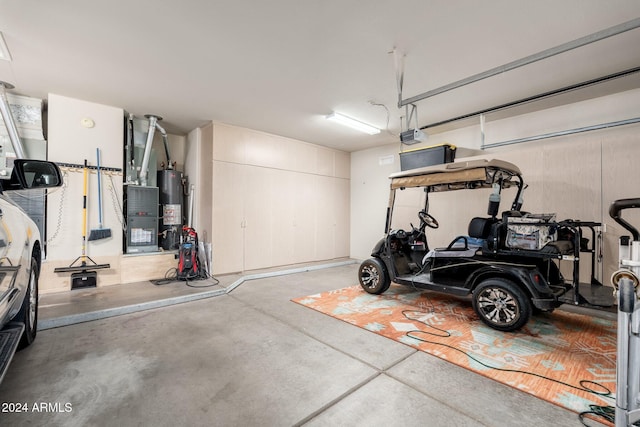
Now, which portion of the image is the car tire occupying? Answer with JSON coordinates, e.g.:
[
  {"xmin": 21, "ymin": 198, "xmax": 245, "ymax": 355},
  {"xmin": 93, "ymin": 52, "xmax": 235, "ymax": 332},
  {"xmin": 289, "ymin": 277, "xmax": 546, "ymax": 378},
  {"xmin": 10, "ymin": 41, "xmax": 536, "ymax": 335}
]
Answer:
[
  {"xmin": 16, "ymin": 257, "xmax": 39, "ymax": 349},
  {"xmin": 472, "ymin": 278, "xmax": 531, "ymax": 332},
  {"xmin": 359, "ymin": 258, "xmax": 391, "ymax": 294}
]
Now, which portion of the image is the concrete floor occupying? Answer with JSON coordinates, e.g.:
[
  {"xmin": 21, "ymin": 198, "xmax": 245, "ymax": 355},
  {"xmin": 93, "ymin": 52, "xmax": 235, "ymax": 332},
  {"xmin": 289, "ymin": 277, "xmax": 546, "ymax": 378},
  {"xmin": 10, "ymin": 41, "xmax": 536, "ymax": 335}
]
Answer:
[{"xmin": 0, "ymin": 262, "xmax": 606, "ymax": 426}]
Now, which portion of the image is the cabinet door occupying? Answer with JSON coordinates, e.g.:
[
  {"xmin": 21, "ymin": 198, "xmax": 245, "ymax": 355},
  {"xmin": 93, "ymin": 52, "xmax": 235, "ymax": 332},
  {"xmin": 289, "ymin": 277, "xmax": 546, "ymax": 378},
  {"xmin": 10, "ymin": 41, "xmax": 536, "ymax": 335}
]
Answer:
[
  {"xmin": 292, "ymin": 173, "xmax": 318, "ymax": 264},
  {"xmin": 243, "ymin": 165, "xmax": 274, "ymax": 271},
  {"xmin": 212, "ymin": 161, "xmax": 245, "ymax": 274},
  {"xmin": 270, "ymin": 169, "xmax": 296, "ymax": 267},
  {"xmin": 315, "ymin": 177, "xmax": 350, "ymax": 260},
  {"xmin": 315, "ymin": 175, "xmax": 336, "ymax": 261},
  {"xmin": 334, "ymin": 177, "xmax": 350, "ymax": 258}
]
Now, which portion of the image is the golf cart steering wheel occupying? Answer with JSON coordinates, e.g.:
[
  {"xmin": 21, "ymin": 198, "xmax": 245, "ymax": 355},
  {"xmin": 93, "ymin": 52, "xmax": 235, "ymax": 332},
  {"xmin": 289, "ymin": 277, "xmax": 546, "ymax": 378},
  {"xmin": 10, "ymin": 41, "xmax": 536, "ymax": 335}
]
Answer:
[{"xmin": 419, "ymin": 210, "xmax": 439, "ymax": 229}]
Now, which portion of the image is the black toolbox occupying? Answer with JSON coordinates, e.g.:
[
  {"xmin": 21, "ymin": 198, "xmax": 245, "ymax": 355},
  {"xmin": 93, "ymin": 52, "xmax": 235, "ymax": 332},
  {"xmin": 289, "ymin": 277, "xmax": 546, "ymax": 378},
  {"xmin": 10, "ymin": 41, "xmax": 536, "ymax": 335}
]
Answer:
[{"xmin": 399, "ymin": 143, "xmax": 456, "ymax": 171}]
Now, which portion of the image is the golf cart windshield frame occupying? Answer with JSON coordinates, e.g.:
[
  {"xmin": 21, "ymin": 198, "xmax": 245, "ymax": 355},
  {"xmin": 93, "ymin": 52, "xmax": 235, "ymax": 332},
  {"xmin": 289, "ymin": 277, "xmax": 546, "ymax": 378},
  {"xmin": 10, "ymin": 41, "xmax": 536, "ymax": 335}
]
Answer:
[{"xmin": 385, "ymin": 159, "xmax": 524, "ymax": 233}]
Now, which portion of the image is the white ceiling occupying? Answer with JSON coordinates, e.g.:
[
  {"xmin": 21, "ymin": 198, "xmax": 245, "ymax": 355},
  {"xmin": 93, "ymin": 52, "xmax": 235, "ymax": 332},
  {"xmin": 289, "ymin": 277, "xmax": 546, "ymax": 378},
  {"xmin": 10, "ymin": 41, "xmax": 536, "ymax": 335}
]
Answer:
[{"xmin": 1, "ymin": 0, "xmax": 639, "ymax": 152}]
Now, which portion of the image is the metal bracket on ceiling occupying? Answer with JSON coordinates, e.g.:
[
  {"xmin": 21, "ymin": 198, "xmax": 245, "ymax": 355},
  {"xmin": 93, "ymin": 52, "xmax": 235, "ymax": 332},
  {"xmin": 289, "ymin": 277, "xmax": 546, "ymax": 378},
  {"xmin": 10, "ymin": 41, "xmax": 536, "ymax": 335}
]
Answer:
[
  {"xmin": 393, "ymin": 48, "xmax": 427, "ymax": 143},
  {"xmin": 392, "ymin": 47, "xmax": 405, "ymax": 109},
  {"xmin": 405, "ymin": 103, "xmax": 418, "ymax": 132}
]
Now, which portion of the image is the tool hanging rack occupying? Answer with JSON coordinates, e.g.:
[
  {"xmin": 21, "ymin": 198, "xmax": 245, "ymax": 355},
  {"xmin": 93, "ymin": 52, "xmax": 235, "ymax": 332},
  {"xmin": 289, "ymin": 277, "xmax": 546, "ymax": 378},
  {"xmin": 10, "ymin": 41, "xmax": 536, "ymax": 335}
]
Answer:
[
  {"xmin": 53, "ymin": 160, "xmax": 126, "ymax": 230},
  {"xmin": 55, "ymin": 161, "xmax": 122, "ymax": 173},
  {"xmin": 53, "ymin": 159, "xmax": 111, "ymax": 287}
]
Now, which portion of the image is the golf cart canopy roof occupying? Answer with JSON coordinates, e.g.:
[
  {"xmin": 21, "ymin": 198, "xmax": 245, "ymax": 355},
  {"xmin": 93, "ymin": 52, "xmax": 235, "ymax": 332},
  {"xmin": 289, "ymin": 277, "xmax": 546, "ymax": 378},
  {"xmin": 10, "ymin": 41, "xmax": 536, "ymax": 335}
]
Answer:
[{"xmin": 389, "ymin": 159, "xmax": 522, "ymax": 192}]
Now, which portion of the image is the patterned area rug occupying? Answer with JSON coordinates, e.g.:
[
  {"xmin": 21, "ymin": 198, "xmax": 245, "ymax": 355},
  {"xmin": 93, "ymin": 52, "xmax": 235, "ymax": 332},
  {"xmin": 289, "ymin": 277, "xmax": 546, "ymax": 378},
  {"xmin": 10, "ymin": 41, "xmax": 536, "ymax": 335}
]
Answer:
[{"xmin": 292, "ymin": 284, "xmax": 616, "ymax": 421}]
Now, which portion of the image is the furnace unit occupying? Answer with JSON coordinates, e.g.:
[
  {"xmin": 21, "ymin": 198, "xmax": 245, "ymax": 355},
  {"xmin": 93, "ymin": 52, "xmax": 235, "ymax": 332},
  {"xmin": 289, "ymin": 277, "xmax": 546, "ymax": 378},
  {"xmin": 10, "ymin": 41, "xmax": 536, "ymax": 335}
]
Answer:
[{"xmin": 125, "ymin": 185, "xmax": 159, "ymax": 253}]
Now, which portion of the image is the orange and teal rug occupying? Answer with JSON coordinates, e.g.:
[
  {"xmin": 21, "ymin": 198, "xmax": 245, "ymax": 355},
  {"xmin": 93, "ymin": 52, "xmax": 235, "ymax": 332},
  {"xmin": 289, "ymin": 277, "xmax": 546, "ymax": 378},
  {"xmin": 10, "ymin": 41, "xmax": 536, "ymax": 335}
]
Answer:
[{"xmin": 292, "ymin": 284, "xmax": 616, "ymax": 420}]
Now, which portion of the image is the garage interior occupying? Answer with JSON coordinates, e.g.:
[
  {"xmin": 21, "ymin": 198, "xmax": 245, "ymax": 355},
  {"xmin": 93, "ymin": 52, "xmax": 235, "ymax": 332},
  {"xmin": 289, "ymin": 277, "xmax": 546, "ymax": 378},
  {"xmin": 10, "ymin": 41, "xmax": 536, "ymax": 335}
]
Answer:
[{"xmin": 1, "ymin": 1, "xmax": 640, "ymax": 426}]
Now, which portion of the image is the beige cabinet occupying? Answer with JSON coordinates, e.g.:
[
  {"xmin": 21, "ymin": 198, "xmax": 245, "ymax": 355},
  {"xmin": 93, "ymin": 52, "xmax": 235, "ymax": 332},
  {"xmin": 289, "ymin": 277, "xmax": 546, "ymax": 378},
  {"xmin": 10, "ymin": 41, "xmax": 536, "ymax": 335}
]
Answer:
[{"xmin": 210, "ymin": 124, "xmax": 350, "ymax": 275}]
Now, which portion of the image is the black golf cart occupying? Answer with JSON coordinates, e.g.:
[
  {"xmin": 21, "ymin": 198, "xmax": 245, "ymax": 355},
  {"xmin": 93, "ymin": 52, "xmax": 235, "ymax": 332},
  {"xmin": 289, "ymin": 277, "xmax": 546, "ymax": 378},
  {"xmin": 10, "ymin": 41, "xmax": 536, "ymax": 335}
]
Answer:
[{"xmin": 358, "ymin": 159, "xmax": 610, "ymax": 332}]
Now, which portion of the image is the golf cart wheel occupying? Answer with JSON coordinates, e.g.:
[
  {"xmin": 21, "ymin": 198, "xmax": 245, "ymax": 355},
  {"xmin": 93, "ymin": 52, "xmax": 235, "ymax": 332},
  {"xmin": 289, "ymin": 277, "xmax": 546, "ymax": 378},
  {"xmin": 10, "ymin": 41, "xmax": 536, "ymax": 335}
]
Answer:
[
  {"xmin": 359, "ymin": 258, "xmax": 391, "ymax": 295},
  {"xmin": 472, "ymin": 278, "xmax": 531, "ymax": 332}
]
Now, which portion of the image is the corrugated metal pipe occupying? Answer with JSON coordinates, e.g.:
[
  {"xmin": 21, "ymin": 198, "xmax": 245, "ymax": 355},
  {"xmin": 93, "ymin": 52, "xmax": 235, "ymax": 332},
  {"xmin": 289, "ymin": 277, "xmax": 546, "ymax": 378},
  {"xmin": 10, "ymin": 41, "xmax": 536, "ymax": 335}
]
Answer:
[
  {"xmin": 0, "ymin": 81, "xmax": 27, "ymax": 159},
  {"xmin": 139, "ymin": 114, "xmax": 161, "ymax": 186},
  {"xmin": 155, "ymin": 121, "xmax": 173, "ymax": 170}
]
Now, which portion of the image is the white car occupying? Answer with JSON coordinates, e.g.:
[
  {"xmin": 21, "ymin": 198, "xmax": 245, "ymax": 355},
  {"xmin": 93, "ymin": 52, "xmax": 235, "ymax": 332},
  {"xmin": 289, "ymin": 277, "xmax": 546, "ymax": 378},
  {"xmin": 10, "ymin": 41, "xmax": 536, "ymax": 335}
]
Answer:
[{"xmin": 0, "ymin": 159, "xmax": 62, "ymax": 383}]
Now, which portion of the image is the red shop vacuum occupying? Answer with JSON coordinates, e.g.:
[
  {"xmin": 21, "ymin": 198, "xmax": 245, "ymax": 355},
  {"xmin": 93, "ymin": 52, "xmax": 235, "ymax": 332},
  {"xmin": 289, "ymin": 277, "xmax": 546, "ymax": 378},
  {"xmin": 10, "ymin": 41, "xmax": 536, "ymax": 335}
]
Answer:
[{"xmin": 177, "ymin": 226, "xmax": 202, "ymax": 280}]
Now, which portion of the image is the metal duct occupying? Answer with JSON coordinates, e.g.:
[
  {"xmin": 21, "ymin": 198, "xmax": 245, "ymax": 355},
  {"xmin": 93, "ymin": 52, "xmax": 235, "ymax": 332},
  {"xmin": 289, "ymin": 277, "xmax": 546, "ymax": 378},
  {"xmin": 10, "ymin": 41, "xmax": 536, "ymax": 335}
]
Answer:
[
  {"xmin": 188, "ymin": 183, "xmax": 195, "ymax": 229},
  {"xmin": 154, "ymin": 121, "xmax": 173, "ymax": 170},
  {"xmin": 139, "ymin": 114, "xmax": 160, "ymax": 186},
  {"xmin": 0, "ymin": 81, "xmax": 26, "ymax": 159}
]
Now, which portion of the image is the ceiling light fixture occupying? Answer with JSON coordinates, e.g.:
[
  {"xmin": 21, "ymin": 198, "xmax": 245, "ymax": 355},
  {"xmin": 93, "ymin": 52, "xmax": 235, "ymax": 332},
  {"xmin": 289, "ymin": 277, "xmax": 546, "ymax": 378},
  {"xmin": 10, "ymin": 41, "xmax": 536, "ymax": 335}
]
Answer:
[
  {"xmin": 326, "ymin": 112, "xmax": 380, "ymax": 135},
  {"xmin": 0, "ymin": 32, "xmax": 11, "ymax": 61}
]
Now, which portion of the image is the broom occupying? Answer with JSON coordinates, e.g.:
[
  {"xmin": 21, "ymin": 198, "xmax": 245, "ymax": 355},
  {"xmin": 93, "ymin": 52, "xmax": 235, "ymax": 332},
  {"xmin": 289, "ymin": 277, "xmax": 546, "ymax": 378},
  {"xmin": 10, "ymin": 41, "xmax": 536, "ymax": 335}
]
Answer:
[{"xmin": 88, "ymin": 148, "xmax": 112, "ymax": 241}]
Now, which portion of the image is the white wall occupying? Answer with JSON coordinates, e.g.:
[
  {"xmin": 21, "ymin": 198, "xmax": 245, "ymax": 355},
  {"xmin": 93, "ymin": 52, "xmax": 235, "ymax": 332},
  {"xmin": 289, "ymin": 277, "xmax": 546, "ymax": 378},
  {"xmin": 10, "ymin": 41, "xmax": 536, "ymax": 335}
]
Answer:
[
  {"xmin": 350, "ymin": 89, "xmax": 640, "ymax": 287},
  {"xmin": 45, "ymin": 94, "xmax": 125, "ymax": 289}
]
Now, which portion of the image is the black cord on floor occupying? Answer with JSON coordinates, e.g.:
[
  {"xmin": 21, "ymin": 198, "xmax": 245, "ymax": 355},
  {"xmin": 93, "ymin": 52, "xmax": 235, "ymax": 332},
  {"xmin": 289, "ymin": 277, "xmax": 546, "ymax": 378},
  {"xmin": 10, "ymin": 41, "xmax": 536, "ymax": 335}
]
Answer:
[
  {"xmin": 402, "ymin": 310, "xmax": 450, "ymax": 338},
  {"xmin": 150, "ymin": 267, "xmax": 220, "ymax": 288},
  {"xmin": 578, "ymin": 405, "xmax": 615, "ymax": 426},
  {"xmin": 184, "ymin": 272, "xmax": 220, "ymax": 288},
  {"xmin": 401, "ymin": 308, "xmax": 615, "ymax": 425}
]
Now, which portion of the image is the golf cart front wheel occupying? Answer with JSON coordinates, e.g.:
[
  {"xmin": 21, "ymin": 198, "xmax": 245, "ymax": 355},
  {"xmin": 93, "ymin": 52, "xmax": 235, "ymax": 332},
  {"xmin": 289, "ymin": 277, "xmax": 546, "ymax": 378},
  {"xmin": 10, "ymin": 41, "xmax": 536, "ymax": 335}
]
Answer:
[
  {"xmin": 472, "ymin": 278, "xmax": 531, "ymax": 332},
  {"xmin": 359, "ymin": 258, "xmax": 391, "ymax": 294}
]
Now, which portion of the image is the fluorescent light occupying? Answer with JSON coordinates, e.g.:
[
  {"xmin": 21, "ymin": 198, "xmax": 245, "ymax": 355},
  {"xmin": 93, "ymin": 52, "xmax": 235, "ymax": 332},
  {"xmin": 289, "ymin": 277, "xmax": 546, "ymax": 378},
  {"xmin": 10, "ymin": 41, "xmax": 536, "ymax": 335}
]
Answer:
[
  {"xmin": 326, "ymin": 112, "xmax": 380, "ymax": 135},
  {"xmin": 0, "ymin": 32, "xmax": 11, "ymax": 61}
]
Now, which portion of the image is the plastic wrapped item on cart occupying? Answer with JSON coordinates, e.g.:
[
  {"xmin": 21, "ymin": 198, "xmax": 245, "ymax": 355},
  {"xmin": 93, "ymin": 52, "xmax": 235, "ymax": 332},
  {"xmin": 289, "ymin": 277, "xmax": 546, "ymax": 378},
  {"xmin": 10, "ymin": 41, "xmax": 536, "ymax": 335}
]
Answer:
[{"xmin": 506, "ymin": 214, "xmax": 557, "ymax": 250}]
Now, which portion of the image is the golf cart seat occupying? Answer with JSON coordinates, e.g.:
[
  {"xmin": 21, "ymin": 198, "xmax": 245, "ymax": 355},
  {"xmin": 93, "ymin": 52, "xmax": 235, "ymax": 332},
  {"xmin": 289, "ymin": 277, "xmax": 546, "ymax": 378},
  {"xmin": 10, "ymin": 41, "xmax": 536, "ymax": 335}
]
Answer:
[
  {"xmin": 469, "ymin": 217, "xmax": 494, "ymax": 239},
  {"xmin": 481, "ymin": 210, "xmax": 527, "ymax": 251},
  {"xmin": 423, "ymin": 217, "xmax": 492, "ymax": 261}
]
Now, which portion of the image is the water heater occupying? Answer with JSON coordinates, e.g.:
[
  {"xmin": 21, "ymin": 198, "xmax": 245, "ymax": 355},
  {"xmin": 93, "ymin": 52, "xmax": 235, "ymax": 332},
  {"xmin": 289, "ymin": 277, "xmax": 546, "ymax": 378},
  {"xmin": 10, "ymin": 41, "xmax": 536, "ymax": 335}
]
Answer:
[{"xmin": 157, "ymin": 169, "xmax": 184, "ymax": 250}]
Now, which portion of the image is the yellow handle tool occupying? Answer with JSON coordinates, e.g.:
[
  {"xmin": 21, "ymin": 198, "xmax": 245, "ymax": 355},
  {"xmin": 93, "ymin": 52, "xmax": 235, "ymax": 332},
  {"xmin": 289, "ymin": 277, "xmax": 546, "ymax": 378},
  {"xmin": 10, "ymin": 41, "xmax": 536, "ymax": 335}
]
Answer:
[{"xmin": 81, "ymin": 159, "xmax": 88, "ymax": 265}]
